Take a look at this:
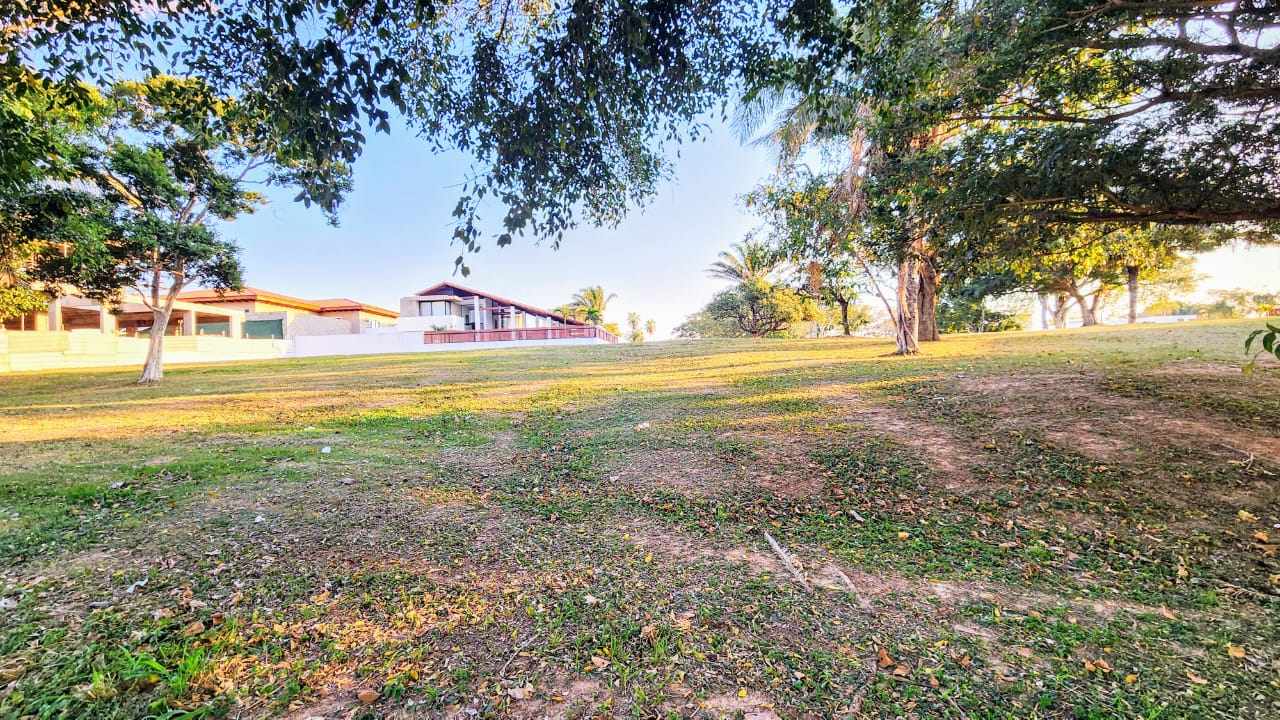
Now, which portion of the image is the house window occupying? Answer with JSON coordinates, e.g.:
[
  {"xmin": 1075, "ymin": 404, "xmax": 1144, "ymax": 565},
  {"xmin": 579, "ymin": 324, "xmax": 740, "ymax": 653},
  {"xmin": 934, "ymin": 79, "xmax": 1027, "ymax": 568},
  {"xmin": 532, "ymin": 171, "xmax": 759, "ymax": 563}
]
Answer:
[{"xmin": 418, "ymin": 300, "xmax": 453, "ymax": 317}]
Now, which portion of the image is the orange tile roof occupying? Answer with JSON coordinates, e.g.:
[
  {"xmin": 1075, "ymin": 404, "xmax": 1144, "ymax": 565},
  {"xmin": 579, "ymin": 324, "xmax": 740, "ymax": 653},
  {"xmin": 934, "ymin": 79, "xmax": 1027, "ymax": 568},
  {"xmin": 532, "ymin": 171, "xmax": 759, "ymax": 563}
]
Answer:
[{"xmin": 177, "ymin": 287, "xmax": 398, "ymax": 318}]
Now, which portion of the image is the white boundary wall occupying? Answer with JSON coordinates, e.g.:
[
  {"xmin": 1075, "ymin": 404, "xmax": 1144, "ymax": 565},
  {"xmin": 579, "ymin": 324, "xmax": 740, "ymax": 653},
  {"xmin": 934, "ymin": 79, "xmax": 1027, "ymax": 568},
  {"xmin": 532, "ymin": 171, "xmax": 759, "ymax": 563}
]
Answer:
[{"xmin": 289, "ymin": 330, "xmax": 607, "ymax": 358}]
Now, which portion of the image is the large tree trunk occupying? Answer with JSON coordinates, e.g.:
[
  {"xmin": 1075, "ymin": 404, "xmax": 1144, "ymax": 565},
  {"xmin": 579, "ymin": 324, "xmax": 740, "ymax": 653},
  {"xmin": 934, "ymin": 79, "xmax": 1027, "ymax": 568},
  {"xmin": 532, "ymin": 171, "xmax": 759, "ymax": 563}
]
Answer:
[
  {"xmin": 917, "ymin": 257, "xmax": 940, "ymax": 341},
  {"xmin": 138, "ymin": 306, "xmax": 173, "ymax": 384},
  {"xmin": 838, "ymin": 299, "xmax": 851, "ymax": 335},
  {"xmin": 1068, "ymin": 283, "xmax": 1097, "ymax": 326},
  {"xmin": 1126, "ymin": 265, "xmax": 1139, "ymax": 324},
  {"xmin": 1051, "ymin": 293, "xmax": 1071, "ymax": 329},
  {"xmin": 893, "ymin": 257, "xmax": 921, "ymax": 354}
]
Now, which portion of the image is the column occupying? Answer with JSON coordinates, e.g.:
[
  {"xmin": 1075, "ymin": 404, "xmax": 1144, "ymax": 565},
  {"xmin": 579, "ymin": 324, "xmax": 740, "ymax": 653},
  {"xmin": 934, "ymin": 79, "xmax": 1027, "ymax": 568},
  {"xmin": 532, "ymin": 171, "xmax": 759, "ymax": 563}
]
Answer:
[
  {"xmin": 98, "ymin": 305, "xmax": 117, "ymax": 334},
  {"xmin": 46, "ymin": 298, "xmax": 62, "ymax": 331},
  {"xmin": 228, "ymin": 313, "xmax": 243, "ymax": 339},
  {"xmin": 182, "ymin": 309, "xmax": 197, "ymax": 335},
  {"xmin": 472, "ymin": 296, "xmax": 483, "ymax": 330}
]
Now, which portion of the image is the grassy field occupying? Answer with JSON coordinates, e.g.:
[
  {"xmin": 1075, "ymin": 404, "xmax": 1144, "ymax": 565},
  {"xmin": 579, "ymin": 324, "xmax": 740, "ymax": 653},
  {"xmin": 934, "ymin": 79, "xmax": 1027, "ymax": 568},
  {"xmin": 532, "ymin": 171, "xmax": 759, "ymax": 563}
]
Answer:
[{"xmin": 1, "ymin": 320, "xmax": 1277, "ymax": 719}]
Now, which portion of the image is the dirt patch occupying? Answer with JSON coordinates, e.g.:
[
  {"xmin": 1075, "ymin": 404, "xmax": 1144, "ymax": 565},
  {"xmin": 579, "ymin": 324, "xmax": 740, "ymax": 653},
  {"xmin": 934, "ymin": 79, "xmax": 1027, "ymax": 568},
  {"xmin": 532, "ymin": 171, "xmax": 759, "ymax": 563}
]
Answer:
[
  {"xmin": 506, "ymin": 676, "xmax": 611, "ymax": 720},
  {"xmin": 618, "ymin": 519, "xmax": 1176, "ymax": 626},
  {"xmin": 713, "ymin": 429, "xmax": 829, "ymax": 499},
  {"xmin": 699, "ymin": 690, "xmax": 780, "ymax": 720},
  {"xmin": 605, "ymin": 447, "xmax": 736, "ymax": 498},
  {"xmin": 952, "ymin": 371, "xmax": 1280, "ymax": 465},
  {"xmin": 814, "ymin": 383, "xmax": 989, "ymax": 493}
]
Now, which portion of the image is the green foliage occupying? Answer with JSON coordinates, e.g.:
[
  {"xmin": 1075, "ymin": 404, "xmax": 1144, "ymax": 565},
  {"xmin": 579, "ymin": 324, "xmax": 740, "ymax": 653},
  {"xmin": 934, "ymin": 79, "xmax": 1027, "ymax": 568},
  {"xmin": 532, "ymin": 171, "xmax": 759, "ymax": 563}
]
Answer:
[
  {"xmin": 705, "ymin": 277, "xmax": 817, "ymax": 338},
  {"xmin": 754, "ymin": 1, "xmax": 1280, "ymax": 232},
  {"xmin": 707, "ymin": 240, "xmax": 779, "ymax": 284},
  {"xmin": 626, "ymin": 312, "xmax": 644, "ymax": 343},
  {"xmin": 1244, "ymin": 323, "xmax": 1280, "ymax": 375},
  {"xmin": 673, "ymin": 309, "xmax": 746, "ymax": 339},
  {"xmin": 568, "ymin": 286, "xmax": 617, "ymax": 325},
  {"xmin": 4, "ymin": 1, "xmax": 766, "ymax": 266},
  {"xmin": 937, "ymin": 296, "xmax": 1023, "ymax": 334}
]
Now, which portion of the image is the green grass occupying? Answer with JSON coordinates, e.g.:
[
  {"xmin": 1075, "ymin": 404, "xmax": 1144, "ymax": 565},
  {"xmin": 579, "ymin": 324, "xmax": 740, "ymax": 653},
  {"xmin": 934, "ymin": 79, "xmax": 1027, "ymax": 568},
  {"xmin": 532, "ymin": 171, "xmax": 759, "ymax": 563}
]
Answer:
[{"xmin": 0, "ymin": 319, "xmax": 1277, "ymax": 719}]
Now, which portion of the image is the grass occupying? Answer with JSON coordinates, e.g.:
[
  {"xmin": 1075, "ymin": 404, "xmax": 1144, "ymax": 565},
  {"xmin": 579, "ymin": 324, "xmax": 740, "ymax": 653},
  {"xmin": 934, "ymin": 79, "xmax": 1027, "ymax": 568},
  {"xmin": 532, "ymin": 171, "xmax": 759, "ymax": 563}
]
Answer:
[{"xmin": 1, "ymin": 319, "xmax": 1277, "ymax": 719}]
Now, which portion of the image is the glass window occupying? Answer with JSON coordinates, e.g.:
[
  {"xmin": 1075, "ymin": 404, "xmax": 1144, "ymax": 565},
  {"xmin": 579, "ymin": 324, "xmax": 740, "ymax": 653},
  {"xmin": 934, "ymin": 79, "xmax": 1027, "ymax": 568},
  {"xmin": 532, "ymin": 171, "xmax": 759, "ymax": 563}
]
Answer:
[{"xmin": 418, "ymin": 300, "xmax": 456, "ymax": 317}]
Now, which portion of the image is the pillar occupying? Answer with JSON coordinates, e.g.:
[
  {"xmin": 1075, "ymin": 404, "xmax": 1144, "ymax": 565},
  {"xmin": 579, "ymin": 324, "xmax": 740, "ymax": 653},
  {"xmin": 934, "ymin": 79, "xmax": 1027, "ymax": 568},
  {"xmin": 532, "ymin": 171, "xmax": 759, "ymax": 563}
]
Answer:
[
  {"xmin": 228, "ymin": 313, "xmax": 243, "ymax": 339},
  {"xmin": 472, "ymin": 295, "xmax": 483, "ymax": 330},
  {"xmin": 46, "ymin": 299, "xmax": 62, "ymax": 331},
  {"xmin": 182, "ymin": 309, "xmax": 197, "ymax": 335},
  {"xmin": 99, "ymin": 305, "xmax": 117, "ymax": 334}
]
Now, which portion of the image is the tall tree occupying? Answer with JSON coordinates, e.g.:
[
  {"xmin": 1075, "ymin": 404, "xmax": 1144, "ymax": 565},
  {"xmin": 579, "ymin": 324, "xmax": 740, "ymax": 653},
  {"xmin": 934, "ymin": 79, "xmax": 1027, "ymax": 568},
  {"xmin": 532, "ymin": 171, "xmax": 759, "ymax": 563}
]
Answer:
[
  {"xmin": 626, "ymin": 312, "xmax": 644, "ymax": 343},
  {"xmin": 569, "ymin": 286, "xmax": 617, "ymax": 325},
  {"xmin": 4, "ymin": 1, "xmax": 764, "ymax": 265},
  {"xmin": 707, "ymin": 240, "xmax": 779, "ymax": 284},
  {"xmin": 13, "ymin": 76, "xmax": 349, "ymax": 383}
]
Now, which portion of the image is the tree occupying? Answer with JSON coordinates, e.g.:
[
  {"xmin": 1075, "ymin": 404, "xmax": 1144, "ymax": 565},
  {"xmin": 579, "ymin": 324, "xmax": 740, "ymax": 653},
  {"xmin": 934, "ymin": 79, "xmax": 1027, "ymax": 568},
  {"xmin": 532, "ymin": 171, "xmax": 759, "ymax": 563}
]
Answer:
[
  {"xmin": 626, "ymin": 312, "xmax": 644, "ymax": 343},
  {"xmin": 12, "ymin": 76, "xmax": 349, "ymax": 383},
  {"xmin": 569, "ymin": 286, "xmax": 616, "ymax": 326},
  {"xmin": 674, "ymin": 309, "xmax": 745, "ymax": 339},
  {"xmin": 644, "ymin": 318, "xmax": 656, "ymax": 337},
  {"xmin": 707, "ymin": 240, "xmax": 779, "ymax": 284},
  {"xmin": 705, "ymin": 277, "xmax": 816, "ymax": 338},
  {"xmin": 4, "ymin": 1, "xmax": 765, "ymax": 267}
]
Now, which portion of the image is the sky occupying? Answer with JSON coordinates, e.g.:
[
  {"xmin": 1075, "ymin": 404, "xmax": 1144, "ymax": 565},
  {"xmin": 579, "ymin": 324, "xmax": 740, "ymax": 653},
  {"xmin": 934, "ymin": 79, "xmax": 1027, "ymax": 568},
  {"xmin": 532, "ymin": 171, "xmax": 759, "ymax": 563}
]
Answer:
[
  {"xmin": 226, "ymin": 116, "xmax": 773, "ymax": 339},
  {"xmin": 224, "ymin": 116, "xmax": 1277, "ymax": 339}
]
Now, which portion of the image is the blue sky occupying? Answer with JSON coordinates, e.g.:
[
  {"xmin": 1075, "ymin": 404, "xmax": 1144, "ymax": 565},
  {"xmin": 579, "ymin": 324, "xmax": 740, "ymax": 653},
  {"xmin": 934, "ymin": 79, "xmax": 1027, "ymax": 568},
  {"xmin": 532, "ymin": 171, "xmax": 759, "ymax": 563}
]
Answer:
[
  {"xmin": 225, "ymin": 116, "xmax": 1278, "ymax": 338},
  {"xmin": 227, "ymin": 116, "xmax": 773, "ymax": 337}
]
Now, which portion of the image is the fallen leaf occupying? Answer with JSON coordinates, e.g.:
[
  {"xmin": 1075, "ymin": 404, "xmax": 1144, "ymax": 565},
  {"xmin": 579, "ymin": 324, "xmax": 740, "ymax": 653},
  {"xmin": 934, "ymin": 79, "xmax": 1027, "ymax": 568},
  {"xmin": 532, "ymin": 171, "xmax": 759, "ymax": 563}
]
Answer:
[
  {"xmin": 152, "ymin": 607, "xmax": 174, "ymax": 620},
  {"xmin": 1226, "ymin": 644, "xmax": 1246, "ymax": 659},
  {"xmin": 182, "ymin": 620, "xmax": 205, "ymax": 638},
  {"xmin": 1186, "ymin": 670, "xmax": 1208, "ymax": 685},
  {"xmin": 1158, "ymin": 606, "xmax": 1177, "ymax": 620},
  {"xmin": 1124, "ymin": 674, "xmax": 1137, "ymax": 684},
  {"xmin": 1237, "ymin": 510, "xmax": 1258, "ymax": 523},
  {"xmin": 1253, "ymin": 530, "xmax": 1270, "ymax": 543},
  {"xmin": 583, "ymin": 594, "xmax": 599, "ymax": 606},
  {"xmin": 589, "ymin": 656, "xmax": 609, "ymax": 671},
  {"xmin": 640, "ymin": 623, "xmax": 657, "ymax": 641},
  {"xmin": 877, "ymin": 648, "xmax": 894, "ymax": 668},
  {"xmin": 507, "ymin": 686, "xmax": 532, "ymax": 701},
  {"xmin": 892, "ymin": 664, "xmax": 910, "ymax": 677},
  {"xmin": 897, "ymin": 531, "xmax": 910, "ymax": 541},
  {"xmin": 357, "ymin": 689, "xmax": 379, "ymax": 705}
]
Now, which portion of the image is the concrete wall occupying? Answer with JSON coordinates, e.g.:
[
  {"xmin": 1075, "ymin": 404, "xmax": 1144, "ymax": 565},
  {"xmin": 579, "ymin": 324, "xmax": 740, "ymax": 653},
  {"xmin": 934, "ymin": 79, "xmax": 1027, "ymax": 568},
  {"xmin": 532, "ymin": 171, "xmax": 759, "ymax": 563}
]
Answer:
[
  {"xmin": 0, "ymin": 330, "xmax": 288, "ymax": 373},
  {"xmin": 290, "ymin": 330, "xmax": 608, "ymax": 358}
]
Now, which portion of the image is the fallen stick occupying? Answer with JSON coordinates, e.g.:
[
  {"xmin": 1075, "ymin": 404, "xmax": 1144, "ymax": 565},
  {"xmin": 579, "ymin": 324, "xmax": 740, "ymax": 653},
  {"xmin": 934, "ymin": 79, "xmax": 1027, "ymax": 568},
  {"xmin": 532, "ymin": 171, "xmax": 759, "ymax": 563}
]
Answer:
[
  {"xmin": 763, "ymin": 530, "xmax": 811, "ymax": 591},
  {"xmin": 831, "ymin": 566, "xmax": 873, "ymax": 610}
]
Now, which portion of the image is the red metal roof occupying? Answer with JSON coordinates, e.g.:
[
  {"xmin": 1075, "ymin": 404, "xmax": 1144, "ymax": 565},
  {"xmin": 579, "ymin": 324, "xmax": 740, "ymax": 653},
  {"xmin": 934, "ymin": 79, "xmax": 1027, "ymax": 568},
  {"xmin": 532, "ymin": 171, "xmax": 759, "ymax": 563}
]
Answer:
[{"xmin": 414, "ymin": 281, "xmax": 588, "ymax": 326}]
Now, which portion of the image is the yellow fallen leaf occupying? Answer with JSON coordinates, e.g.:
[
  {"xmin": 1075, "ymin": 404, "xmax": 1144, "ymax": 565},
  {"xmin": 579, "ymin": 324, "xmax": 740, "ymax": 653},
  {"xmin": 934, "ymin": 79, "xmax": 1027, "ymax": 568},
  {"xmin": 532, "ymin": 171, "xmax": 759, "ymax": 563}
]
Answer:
[
  {"xmin": 1226, "ymin": 644, "xmax": 1246, "ymax": 659},
  {"xmin": 1253, "ymin": 530, "xmax": 1270, "ymax": 543},
  {"xmin": 1237, "ymin": 510, "xmax": 1258, "ymax": 523},
  {"xmin": 1158, "ymin": 606, "xmax": 1177, "ymax": 620},
  {"xmin": 897, "ymin": 531, "xmax": 910, "ymax": 541},
  {"xmin": 737, "ymin": 688, "xmax": 748, "ymax": 699},
  {"xmin": 1124, "ymin": 674, "xmax": 1137, "ymax": 684}
]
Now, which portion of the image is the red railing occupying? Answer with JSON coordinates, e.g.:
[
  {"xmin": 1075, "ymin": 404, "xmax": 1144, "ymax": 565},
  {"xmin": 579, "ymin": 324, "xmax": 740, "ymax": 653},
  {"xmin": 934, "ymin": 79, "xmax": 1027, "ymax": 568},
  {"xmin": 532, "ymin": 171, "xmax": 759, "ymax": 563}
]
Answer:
[{"xmin": 423, "ymin": 326, "xmax": 618, "ymax": 345}]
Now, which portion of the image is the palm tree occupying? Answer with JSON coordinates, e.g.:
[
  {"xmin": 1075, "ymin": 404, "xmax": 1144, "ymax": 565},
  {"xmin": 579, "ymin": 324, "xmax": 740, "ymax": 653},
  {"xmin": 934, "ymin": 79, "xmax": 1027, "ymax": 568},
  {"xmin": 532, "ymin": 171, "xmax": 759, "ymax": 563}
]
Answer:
[
  {"xmin": 626, "ymin": 312, "xmax": 644, "ymax": 343},
  {"xmin": 644, "ymin": 318, "xmax": 656, "ymax": 337},
  {"xmin": 569, "ymin": 286, "xmax": 616, "ymax": 325},
  {"xmin": 553, "ymin": 304, "xmax": 586, "ymax": 323},
  {"xmin": 708, "ymin": 240, "xmax": 779, "ymax": 284}
]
